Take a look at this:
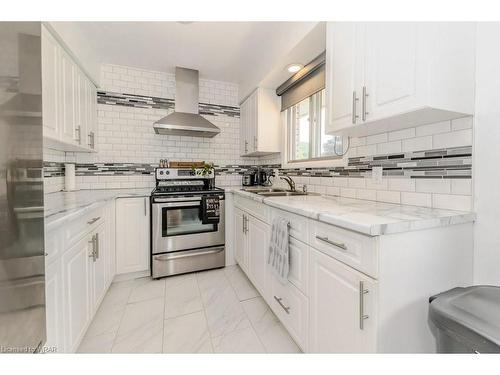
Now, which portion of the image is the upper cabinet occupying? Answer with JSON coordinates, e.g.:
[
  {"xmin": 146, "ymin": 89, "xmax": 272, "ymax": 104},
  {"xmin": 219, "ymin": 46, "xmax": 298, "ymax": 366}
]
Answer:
[
  {"xmin": 42, "ymin": 25, "xmax": 98, "ymax": 153},
  {"xmin": 240, "ymin": 88, "xmax": 281, "ymax": 156},
  {"xmin": 325, "ymin": 22, "xmax": 476, "ymax": 137}
]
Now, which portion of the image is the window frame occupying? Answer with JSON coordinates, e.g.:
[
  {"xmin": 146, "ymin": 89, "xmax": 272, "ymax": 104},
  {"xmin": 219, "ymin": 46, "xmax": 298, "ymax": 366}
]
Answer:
[{"xmin": 283, "ymin": 90, "xmax": 344, "ymax": 168}]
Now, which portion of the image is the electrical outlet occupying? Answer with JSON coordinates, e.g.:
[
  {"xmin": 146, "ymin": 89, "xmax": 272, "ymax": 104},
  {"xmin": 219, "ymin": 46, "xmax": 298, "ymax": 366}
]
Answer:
[{"xmin": 372, "ymin": 167, "xmax": 383, "ymax": 184}]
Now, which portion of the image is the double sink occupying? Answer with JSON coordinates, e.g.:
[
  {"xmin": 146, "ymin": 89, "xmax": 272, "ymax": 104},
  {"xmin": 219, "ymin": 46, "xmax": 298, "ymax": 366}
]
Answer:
[{"xmin": 241, "ymin": 187, "xmax": 316, "ymax": 197}]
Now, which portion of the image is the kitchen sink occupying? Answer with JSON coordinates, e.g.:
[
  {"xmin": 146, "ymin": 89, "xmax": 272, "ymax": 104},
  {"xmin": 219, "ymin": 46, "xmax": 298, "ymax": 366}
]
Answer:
[
  {"xmin": 241, "ymin": 187, "xmax": 286, "ymax": 193},
  {"xmin": 256, "ymin": 191, "xmax": 309, "ymax": 197}
]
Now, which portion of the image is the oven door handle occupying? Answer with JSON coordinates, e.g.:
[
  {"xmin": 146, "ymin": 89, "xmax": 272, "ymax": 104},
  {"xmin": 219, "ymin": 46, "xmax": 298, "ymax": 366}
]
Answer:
[
  {"xmin": 155, "ymin": 247, "xmax": 224, "ymax": 260},
  {"xmin": 154, "ymin": 197, "xmax": 202, "ymax": 203}
]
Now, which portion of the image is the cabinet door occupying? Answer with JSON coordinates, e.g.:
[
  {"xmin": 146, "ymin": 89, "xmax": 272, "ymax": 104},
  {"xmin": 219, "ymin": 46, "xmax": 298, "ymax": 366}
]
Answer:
[
  {"xmin": 45, "ymin": 259, "xmax": 64, "ymax": 353},
  {"xmin": 105, "ymin": 201, "xmax": 116, "ymax": 287},
  {"xmin": 62, "ymin": 235, "xmax": 92, "ymax": 352},
  {"xmin": 91, "ymin": 224, "xmax": 107, "ymax": 313},
  {"xmin": 325, "ymin": 22, "xmax": 365, "ymax": 134},
  {"xmin": 247, "ymin": 215, "xmax": 270, "ymax": 296},
  {"xmin": 239, "ymin": 99, "xmax": 249, "ymax": 156},
  {"xmin": 41, "ymin": 26, "xmax": 60, "ymax": 140},
  {"xmin": 309, "ymin": 248, "xmax": 377, "ymax": 353},
  {"xmin": 364, "ymin": 23, "xmax": 421, "ymax": 122},
  {"xmin": 248, "ymin": 91, "xmax": 258, "ymax": 153},
  {"xmin": 233, "ymin": 207, "xmax": 248, "ymax": 271},
  {"xmin": 60, "ymin": 49, "xmax": 77, "ymax": 144},
  {"xmin": 115, "ymin": 197, "xmax": 150, "ymax": 275},
  {"xmin": 74, "ymin": 69, "xmax": 86, "ymax": 147}
]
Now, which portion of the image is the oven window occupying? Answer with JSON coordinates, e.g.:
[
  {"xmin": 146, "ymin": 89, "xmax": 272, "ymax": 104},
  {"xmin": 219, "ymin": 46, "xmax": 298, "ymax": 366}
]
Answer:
[{"xmin": 162, "ymin": 206, "xmax": 217, "ymax": 237}]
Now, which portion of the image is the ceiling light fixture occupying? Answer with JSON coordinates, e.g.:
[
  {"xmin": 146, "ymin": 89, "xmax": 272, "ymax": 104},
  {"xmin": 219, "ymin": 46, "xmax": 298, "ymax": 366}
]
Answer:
[{"xmin": 286, "ymin": 63, "xmax": 304, "ymax": 74}]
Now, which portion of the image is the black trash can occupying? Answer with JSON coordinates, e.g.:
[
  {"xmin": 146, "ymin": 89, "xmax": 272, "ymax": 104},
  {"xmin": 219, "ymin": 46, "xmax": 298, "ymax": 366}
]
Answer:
[{"xmin": 429, "ymin": 286, "xmax": 500, "ymax": 353}]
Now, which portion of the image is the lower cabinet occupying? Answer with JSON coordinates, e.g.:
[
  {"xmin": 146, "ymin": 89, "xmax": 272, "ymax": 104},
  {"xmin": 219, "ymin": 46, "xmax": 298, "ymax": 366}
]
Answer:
[
  {"xmin": 45, "ymin": 202, "xmax": 115, "ymax": 353},
  {"xmin": 62, "ymin": 234, "xmax": 92, "ymax": 352},
  {"xmin": 233, "ymin": 207, "xmax": 248, "ymax": 272},
  {"xmin": 115, "ymin": 197, "xmax": 150, "ymax": 275},
  {"xmin": 309, "ymin": 248, "xmax": 377, "ymax": 353},
  {"xmin": 247, "ymin": 214, "xmax": 270, "ymax": 297}
]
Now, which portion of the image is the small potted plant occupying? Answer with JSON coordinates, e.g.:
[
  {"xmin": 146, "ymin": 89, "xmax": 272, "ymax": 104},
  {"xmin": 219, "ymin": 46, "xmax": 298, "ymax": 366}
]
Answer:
[{"xmin": 192, "ymin": 163, "xmax": 215, "ymax": 189}]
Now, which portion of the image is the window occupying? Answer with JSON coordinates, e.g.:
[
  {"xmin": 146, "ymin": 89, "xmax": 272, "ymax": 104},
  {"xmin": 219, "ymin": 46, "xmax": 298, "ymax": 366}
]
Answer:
[{"xmin": 286, "ymin": 89, "xmax": 341, "ymax": 163}]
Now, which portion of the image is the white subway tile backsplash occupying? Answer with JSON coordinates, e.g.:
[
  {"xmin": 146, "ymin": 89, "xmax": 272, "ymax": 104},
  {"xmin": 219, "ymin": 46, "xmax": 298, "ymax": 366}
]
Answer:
[
  {"xmin": 366, "ymin": 133, "xmax": 388, "ymax": 145},
  {"xmin": 340, "ymin": 188, "xmax": 357, "ymax": 198},
  {"xmin": 376, "ymin": 190, "xmax": 401, "ymax": 204},
  {"xmin": 401, "ymin": 192, "xmax": 432, "ymax": 207},
  {"xmin": 432, "ymin": 129, "xmax": 473, "ymax": 149},
  {"xmin": 326, "ymin": 186, "xmax": 340, "ymax": 196},
  {"xmin": 333, "ymin": 178, "xmax": 349, "ymax": 188},
  {"xmin": 357, "ymin": 144, "xmax": 377, "ymax": 157},
  {"xmin": 388, "ymin": 178, "xmax": 416, "ymax": 192},
  {"xmin": 415, "ymin": 121, "xmax": 451, "ymax": 136},
  {"xmin": 402, "ymin": 136, "xmax": 433, "ymax": 152},
  {"xmin": 356, "ymin": 189, "xmax": 376, "ymax": 201},
  {"xmin": 376, "ymin": 141, "xmax": 402, "ymax": 155},
  {"xmin": 348, "ymin": 177, "xmax": 366, "ymax": 189},
  {"xmin": 416, "ymin": 179, "xmax": 451, "ymax": 194},
  {"xmin": 432, "ymin": 194, "xmax": 472, "ymax": 211},
  {"xmin": 451, "ymin": 117, "xmax": 473, "ymax": 131},
  {"xmin": 388, "ymin": 128, "xmax": 416, "ymax": 141},
  {"xmin": 451, "ymin": 179, "xmax": 472, "ymax": 195}
]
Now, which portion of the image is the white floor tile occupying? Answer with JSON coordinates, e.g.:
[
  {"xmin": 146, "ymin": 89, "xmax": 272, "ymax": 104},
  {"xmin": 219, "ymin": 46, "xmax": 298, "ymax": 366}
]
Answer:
[
  {"xmin": 112, "ymin": 297, "xmax": 164, "ymax": 353},
  {"xmin": 128, "ymin": 277, "xmax": 165, "ymax": 304},
  {"xmin": 163, "ymin": 311, "xmax": 212, "ymax": 353},
  {"xmin": 212, "ymin": 326, "xmax": 265, "ymax": 353},
  {"xmin": 164, "ymin": 273, "xmax": 203, "ymax": 319},
  {"xmin": 224, "ymin": 265, "xmax": 259, "ymax": 301},
  {"xmin": 77, "ymin": 332, "xmax": 115, "ymax": 353}
]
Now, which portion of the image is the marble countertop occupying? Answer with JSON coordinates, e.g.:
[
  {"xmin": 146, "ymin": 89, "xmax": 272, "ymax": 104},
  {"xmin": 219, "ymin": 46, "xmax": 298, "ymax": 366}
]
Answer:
[
  {"xmin": 227, "ymin": 188, "xmax": 475, "ymax": 236},
  {"xmin": 45, "ymin": 188, "xmax": 152, "ymax": 230}
]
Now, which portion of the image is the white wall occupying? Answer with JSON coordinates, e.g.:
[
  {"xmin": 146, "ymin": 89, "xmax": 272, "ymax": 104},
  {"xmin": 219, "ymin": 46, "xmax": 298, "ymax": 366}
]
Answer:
[{"xmin": 473, "ymin": 23, "xmax": 500, "ymax": 285}]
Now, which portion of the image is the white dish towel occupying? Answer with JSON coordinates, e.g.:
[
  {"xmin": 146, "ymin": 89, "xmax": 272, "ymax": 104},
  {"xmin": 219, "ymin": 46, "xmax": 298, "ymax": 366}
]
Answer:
[{"xmin": 268, "ymin": 217, "xmax": 290, "ymax": 283}]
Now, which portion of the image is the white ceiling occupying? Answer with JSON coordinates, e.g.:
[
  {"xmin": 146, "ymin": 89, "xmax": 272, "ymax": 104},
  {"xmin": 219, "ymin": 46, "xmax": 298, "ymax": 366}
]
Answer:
[{"xmin": 53, "ymin": 21, "xmax": 320, "ymax": 98}]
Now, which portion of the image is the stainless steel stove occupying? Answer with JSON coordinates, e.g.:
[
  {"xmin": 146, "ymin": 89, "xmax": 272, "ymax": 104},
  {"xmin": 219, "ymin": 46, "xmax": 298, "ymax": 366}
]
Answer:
[{"xmin": 151, "ymin": 168, "xmax": 225, "ymax": 278}]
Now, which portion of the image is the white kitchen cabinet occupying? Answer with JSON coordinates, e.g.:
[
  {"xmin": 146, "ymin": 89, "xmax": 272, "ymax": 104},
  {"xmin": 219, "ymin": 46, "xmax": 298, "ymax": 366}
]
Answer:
[
  {"xmin": 44, "ymin": 259, "xmax": 64, "ymax": 352},
  {"xmin": 62, "ymin": 234, "xmax": 92, "ymax": 352},
  {"xmin": 41, "ymin": 26, "xmax": 60, "ymax": 140},
  {"xmin": 45, "ymin": 201, "xmax": 115, "ymax": 353},
  {"xmin": 325, "ymin": 22, "xmax": 476, "ymax": 137},
  {"xmin": 115, "ymin": 197, "xmax": 150, "ymax": 275},
  {"xmin": 309, "ymin": 248, "xmax": 377, "ymax": 353},
  {"xmin": 90, "ymin": 223, "xmax": 107, "ymax": 312},
  {"xmin": 239, "ymin": 88, "xmax": 281, "ymax": 156},
  {"xmin": 233, "ymin": 207, "xmax": 248, "ymax": 272},
  {"xmin": 42, "ymin": 25, "xmax": 97, "ymax": 152},
  {"xmin": 247, "ymin": 214, "xmax": 270, "ymax": 296}
]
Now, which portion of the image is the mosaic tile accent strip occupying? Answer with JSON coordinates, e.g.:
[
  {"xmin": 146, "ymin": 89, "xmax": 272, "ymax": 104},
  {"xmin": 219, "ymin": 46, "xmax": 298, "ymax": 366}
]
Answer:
[
  {"xmin": 279, "ymin": 146, "xmax": 472, "ymax": 179},
  {"xmin": 97, "ymin": 91, "xmax": 240, "ymax": 118},
  {"xmin": 43, "ymin": 162, "xmax": 280, "ymax": 178}
]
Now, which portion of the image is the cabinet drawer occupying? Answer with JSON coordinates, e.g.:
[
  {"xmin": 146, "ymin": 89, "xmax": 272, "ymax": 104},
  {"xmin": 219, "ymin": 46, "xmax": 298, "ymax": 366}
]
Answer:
[
  {"xmin": 269, "ymin": 274, "xmax": 309, "ymax": 351},
  {"xmin": 45, "ymin": 228, "xmax": 63, "ymax": 265},
  {"xmin": 309, "ymin": 220, "xmax": 378, "ymax": 278},
  {"xmin": 270, "ymin": 207, "xmax": 308, "ymax": 243},
  {"xmin": 234, "ymin": 195, "xmax": 269, "ymax": 223},
  {"xmin": 288, "ymin": 237, "xmax": 309, "ymax": 295},
  {"xmin": 64, "ymin": 206, "xmax": 105, "ymax": 248}
]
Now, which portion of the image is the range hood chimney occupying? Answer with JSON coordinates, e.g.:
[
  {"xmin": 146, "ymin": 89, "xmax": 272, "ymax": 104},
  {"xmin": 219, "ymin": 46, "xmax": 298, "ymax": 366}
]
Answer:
[{"xmin": 153, "ymin": 67, "xmax": 221, "ymax": 138}]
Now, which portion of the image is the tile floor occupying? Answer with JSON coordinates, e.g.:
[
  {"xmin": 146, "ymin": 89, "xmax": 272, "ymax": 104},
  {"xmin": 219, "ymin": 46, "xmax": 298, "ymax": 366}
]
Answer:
[{"xmin": 78, "ymin": 265, "xmax": 301, "ymax": 353}]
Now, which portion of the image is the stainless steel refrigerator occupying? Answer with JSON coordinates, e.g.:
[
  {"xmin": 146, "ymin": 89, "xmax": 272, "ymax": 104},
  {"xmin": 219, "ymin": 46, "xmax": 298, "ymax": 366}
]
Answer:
[{"xmin": 0, "ymin": 22, "xmax": 46, "ymax": 353}]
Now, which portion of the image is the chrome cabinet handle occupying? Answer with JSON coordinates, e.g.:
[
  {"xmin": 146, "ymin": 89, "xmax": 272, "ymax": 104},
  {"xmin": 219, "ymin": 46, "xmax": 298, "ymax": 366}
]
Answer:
[
  {"xmin": 75, "ymin": 126, "xmax": 81, "ymax": 144},
  {"xmin": 362, "ymin": 86, "xmax": 369, "ymax": 122},
  {"xmin": 155, "ymin": 247, "xmax": 224, "ymax": 261},
  {"xmin": 274, "ymin": 296, "xmax": 290, "ymax": 314},
  {"xmin": 359, "ymin": 281, "xmax": 369, "ymax": 330},
  {"xmin": 88, "ymin": 235, "xmax": 96, "ymax": 262},
  {"xmin": 315, "ymin": 235, "xmax": 347, "ymax": 251},
  {"xmin": 94, "ymin": 232, "xmax": 99, "ymax": 260},
  {"xmin": 244, "ymin": 140, "xmax": 248, "ymax": 153},
  {"xmin": 352, "ymin": 91, "xmax": 359, "ymax": 124},
  {"xmin": 244, "ymin": 215, "xmax": 249, "ymax": 234},
  {"xmin": 254, "ymin": 136, "xmax": 257, "ymax": 151},
  {"xmin": 87, "ymin": 217, "xmax": 100, "ymax": 225},
  {"xmin": 88, "ymin": 131, "xmax": 95, "ymax": 149},
  {"xmin": 144, "ymin": 197, "xmax": 147, "ymax": 216}
]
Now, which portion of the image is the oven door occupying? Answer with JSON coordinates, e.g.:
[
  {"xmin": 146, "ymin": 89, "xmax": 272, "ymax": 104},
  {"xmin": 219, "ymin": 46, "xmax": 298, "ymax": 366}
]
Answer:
[{"xmin": 152, "ymin": 196, "xmax": 225, "ymax": 254}]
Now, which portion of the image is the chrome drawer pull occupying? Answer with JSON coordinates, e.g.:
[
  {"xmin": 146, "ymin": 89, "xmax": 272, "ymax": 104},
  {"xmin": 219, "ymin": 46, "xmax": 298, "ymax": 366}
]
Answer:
[
  {"xmin": 87, "ymin": 217, "xmax": 100, "ymax": 225},
  {"xmin": 274, "ymin": 296, "xmax": 290, "ymax": 314},
  {"xmin": 155, "ymin": 248, "xmax": 224, "ymax": 261},
  {"xmin": 359, "ymin": 281, "xmax": 369, "ymax": 330},
  {"xmin": 315, "ymin": 235, "xmax": 347, "ymax": 251}
]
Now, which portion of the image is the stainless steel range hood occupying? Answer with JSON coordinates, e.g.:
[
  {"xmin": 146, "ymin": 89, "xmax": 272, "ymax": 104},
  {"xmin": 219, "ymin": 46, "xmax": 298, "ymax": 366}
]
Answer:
[{"xmin": 153, "ymin": 67, "xmax": 220, "ymax": 138}]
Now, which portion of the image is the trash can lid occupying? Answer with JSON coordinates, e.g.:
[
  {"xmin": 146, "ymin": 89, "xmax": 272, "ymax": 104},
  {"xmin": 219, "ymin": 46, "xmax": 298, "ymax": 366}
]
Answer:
[{"xmin": 429, "ymin": 286, "xmax": 500, "ymax": 351}]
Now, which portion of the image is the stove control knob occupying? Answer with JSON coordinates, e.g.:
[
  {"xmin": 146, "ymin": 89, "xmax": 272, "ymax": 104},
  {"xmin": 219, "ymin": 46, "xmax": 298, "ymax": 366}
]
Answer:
[
  {"xmin": 165, "ymin": 171, "xmax": 170, "ymax": 175},
  {"xmin": 159, "ymin": 171, "xmax": 164, "ymax": 175}
]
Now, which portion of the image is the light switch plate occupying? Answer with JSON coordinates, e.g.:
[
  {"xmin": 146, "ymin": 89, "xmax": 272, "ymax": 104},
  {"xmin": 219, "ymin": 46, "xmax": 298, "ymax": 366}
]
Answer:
[{"xmin": 372, "ymin": 167, "xmax": 383, "ymax": 183}]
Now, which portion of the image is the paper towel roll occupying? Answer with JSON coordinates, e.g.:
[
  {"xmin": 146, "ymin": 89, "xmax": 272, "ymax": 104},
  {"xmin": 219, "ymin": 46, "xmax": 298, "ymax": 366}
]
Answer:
[{"xmin": 64, "ymin": 163, "xmax": 76, "ymax": 191}]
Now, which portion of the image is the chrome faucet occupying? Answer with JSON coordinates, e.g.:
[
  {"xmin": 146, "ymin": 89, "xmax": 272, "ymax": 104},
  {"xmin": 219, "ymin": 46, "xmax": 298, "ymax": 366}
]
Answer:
[{"xmin": 280, "ymin": 175, "xmax": 296, "ymax": 192}]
